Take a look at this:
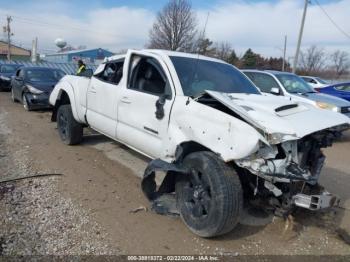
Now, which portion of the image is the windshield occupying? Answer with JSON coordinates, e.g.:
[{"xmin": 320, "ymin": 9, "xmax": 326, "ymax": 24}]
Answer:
[
  {"xmin": 1, "ymin": 65, "xmax": 18, "ymax": 73},
  {"xmin": 170, "ymin": 56, "xmax": 260, "ymax": 97},
  {"xmin": 276, "ymin": 74, "xmax": 315, "ymax": 94},
  {"xmin": 25, "ymin": 69, "xmax": 66, "ymax": 82}
]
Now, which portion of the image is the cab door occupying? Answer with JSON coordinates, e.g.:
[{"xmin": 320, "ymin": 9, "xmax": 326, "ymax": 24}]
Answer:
[
  {"xmin": 116, "ymin": 54, "xmax": 175, "ymax": 159},
  {"xmin": 86, "ymin": 60, "xmax": 124, "ymax": 137}
]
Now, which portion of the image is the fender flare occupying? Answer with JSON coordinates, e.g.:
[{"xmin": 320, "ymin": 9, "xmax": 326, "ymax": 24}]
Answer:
[{"xmin": 50, "ymin": 81, "xmax": 83, "ymax": 123}]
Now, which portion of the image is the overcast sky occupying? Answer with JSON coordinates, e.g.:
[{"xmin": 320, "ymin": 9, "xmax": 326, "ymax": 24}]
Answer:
[{"xmin": 0, "ymin": 0, "xmax": 349, "ymax": 58}]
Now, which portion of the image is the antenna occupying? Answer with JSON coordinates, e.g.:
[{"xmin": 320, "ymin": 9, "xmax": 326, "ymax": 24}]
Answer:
[
  {"xmin": 190, "ymin": 12, "xmax": 210, "ymax": 98},
  {"xmin": 201, "ymin": 12, "xmax": 210, "ymax": 40}
]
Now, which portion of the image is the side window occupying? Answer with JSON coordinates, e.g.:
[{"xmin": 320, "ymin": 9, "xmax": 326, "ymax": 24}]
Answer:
[
  {"xmin": 96, "ymin": 60, "xmax": 124, "ymax": 85},
  {"xmin": 128, "ymin": 56, "xmax": 169, "ymax": 97},
  {"xmin": 18, "ymin": 69, "xmax": 25, "ymax": 78},
  {"xmin": 309, "ymin": 79, "xmax": 317, "ymax": 84},
  {"xmin": 303, "ymin": 78, "xmax": 316, "ymax": 84},
  {"xmin": 249, "ymin": 73, "xmax": 279, "ymax": 93},
  {"xmin": 336, "ymin": 85, "xmax": 350, "ymax": 91},
  {"xmin": 244, "ymin": 72, "xmax": 255, "ymax": 82}
]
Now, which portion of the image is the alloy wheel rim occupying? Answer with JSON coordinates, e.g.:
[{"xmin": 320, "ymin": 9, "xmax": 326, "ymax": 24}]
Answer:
[
  {"xmin": 183, "ymin": 169, "xmax": 212, "ymax": 218},
  {"xmin": 23, "ymin": 94, "xmax": 28, "ymax": 110}
]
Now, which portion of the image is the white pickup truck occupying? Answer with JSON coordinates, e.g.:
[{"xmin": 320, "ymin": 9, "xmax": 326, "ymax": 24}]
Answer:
[{"xmin": 49, "ymin": 49, "xmax": 350, "ymax": 237}]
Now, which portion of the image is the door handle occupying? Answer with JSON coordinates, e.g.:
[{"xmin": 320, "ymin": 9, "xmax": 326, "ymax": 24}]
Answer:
[{"xmin": 120, "ymin": 96, "xmax": 131, "ymax": 104}]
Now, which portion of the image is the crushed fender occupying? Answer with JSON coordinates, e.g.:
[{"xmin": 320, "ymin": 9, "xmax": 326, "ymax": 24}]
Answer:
[{"xmin": 141, "ymin": 159, "xmax": 189, "ymax": 216}]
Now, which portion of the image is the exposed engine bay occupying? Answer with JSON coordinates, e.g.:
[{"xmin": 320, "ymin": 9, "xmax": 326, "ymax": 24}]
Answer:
[{"xmin": 235, "ymin": 129, "xmax": 343, "ymax": 215}]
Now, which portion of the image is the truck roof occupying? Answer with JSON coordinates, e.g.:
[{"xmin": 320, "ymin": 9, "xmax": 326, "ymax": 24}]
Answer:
[{"xmin": 105, "ymin": 49, "xmax": 227, "ymax": 64}]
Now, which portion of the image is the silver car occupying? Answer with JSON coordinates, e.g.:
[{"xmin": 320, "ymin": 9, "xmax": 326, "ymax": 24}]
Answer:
[{"xmin": 243, "ymin": 70, "xmax": 350, "ymax": 117}]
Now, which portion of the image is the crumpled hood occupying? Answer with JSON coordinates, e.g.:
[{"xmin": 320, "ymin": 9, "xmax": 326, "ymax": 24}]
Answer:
[{"xmin": 205, "ymin": 91, "xmax": 350, "ymax": 141}]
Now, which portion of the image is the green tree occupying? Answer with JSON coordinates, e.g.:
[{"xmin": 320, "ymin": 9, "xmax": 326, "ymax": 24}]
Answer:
[
  {"xmin": 227, "ymin": 50, "xmax": 239, "ymax": 65},
  {"xmin": 241, "ymin": 48, "xmax": 258, "ymax": 68}
]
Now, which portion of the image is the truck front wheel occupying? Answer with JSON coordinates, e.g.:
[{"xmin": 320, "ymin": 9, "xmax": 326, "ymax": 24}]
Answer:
[
  {"xmin": 176, "ymin": 151, "xmax": 243, "ymax": 237},
  {"xmin": 57, "ymin": 104, "xmax": 83, "ymax": 145}
]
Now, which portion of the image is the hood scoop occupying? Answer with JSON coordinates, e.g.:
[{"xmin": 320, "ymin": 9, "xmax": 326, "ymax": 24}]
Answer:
[{"xmin": 275, "ymin": 104, "xmax": 298, "ymax": 112}]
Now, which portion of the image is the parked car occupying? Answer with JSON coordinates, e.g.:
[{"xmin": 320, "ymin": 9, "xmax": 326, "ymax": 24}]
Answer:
[
  {"xmin": 11, "ymin": 67, "xmax": 66, "ymax": 111},
  {"xmin": 49, "ymin": 50, "xmax": 349, "ymax": 237},
  {"xmin": 301, "ymin": 76, "xmax": 329, "ymax": 88},
  {"xmin": 243, "ymin": 70, "xmax": 350, "ymax": 117},
  {"xmin": 316, "ymin": 82, "xmax": 350, "ymax": 102},
  {"xmin": 0, "ymin": 64, "xmax": 22, "ymax": 91}
]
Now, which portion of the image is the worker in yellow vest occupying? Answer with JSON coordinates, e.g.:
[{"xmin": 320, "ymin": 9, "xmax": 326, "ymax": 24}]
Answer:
[{"xmin": 76, "ymin": 60, "xmax": 86, "ymax": 76}]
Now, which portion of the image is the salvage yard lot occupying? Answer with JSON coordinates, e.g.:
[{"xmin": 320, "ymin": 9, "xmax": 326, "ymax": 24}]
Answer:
[{"xmin": 0, "ymin": 91, "xmax": 349, "ymax": 255}]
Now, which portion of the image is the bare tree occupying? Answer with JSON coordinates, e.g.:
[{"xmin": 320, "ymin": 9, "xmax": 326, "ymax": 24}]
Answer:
[
  {"xmin": 329, "ymin": 50, "xmax": 350, "ymax": 78},
  {"xmin": 148, "ymin": 0, "xmax": 197, "ymax": 51},
  {"xmin": 299, "ymin": 45, "xmax": 326, "ymax": 74},
  {"xmin": 196, "ymin": 37, "xmax": 215, "ymax": 56},
  {"xmin": 213, "ymin": 42, "xmax": 232, "ymax": 62}
]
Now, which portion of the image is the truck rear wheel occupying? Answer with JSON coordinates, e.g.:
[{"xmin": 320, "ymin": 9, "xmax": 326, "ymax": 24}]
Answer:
[
  {"xmin": 57, "ymin": 104, "xmax": 83, "ymax": 145},
  {"xmin": 176, "ymin": 151, "xmax": 242, "ymax": 237}
]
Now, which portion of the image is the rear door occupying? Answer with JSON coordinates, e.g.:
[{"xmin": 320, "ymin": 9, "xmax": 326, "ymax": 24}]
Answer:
[
  {"xmin": 116, "ymin": 53, "xmax": 175, "ymax": 159},
  {"xmin": 86, "ymin": 59, "xmax": 124, "ymax": 137}
]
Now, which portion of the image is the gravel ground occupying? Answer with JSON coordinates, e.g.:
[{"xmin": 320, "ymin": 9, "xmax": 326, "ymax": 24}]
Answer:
[{"xmin": 0, "ymin": 111, "xmax": 120, "ymax": 255}]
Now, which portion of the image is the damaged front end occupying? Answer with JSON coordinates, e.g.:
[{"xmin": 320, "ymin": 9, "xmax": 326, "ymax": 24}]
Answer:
[{"xmin": 235, "ymin": 127, "xmax": 344, "ymax": 214}]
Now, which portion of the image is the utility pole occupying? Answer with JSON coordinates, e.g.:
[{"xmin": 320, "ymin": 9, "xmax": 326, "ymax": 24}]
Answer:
[
  {"xmin": 282, "ymin": 35, "xmax": 287, "ymax": 71},
  {"xmin": 293, "ymin": 0, "xmax": 309, "ymax": 73},
  {"xmin": 5, "ymin": 16, "xmax": 13, "ymax": 61},
  {"xmin": 31, "ymin": 37, "xmax": 38, "ymax": 63}
]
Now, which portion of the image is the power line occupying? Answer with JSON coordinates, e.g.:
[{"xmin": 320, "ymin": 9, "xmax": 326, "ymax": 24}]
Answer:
[
  {"xmin": 313, "ymin": 0, "xmax": 350, "ymax": 40},
  {"xmin": 0, "ymin": 11, "xmax": 123, "ymax": 39}
]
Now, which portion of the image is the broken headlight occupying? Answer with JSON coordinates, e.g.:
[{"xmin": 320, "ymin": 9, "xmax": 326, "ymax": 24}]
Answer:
[{"xmin": 267, "ymin": 132, "xmax": 285, "ymax": 144}]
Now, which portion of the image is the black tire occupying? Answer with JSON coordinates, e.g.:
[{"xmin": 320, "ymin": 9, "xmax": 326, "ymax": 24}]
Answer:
[
  {"xmin": 57, "ymin": 104, "xmax": 83, "ymax": 145},
  {"xmin": 176, "ymin": 151, "xmax": 243, "ymax": 237},
  {"xmin": 22, "ymin": 93, "xmax": 32, "ymax": 111},
  {"xmin": 11, "ymin": 88, "xmax": 18, "ymax": 102}
]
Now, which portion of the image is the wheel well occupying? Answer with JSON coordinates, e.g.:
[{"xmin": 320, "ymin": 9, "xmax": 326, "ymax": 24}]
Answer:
[
  {"xmin": 175, "ymin": 141, "xmax": 212, "ymax": 163},
  {"xmin": 51, "ymin": 91, "xmax": 71, "ymax": 122}
]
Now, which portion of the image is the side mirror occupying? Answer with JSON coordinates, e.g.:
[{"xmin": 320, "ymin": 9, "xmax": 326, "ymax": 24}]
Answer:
[
  {"xmin": 15, "ymin": 76, "xmax": 23, "ymax": 82},
  {"xmin": 270, "ymin": 87, "xmax": 280, "ymax": 95},
  {"xmin": 155, "ymin": 94, "xmax": 169, "ymax": 120}
]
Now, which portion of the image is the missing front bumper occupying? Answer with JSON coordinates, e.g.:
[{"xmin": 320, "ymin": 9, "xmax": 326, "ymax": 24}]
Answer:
[{"xmin": 292, "ymin": 192, "xmax": 339, "ymax": 210}]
